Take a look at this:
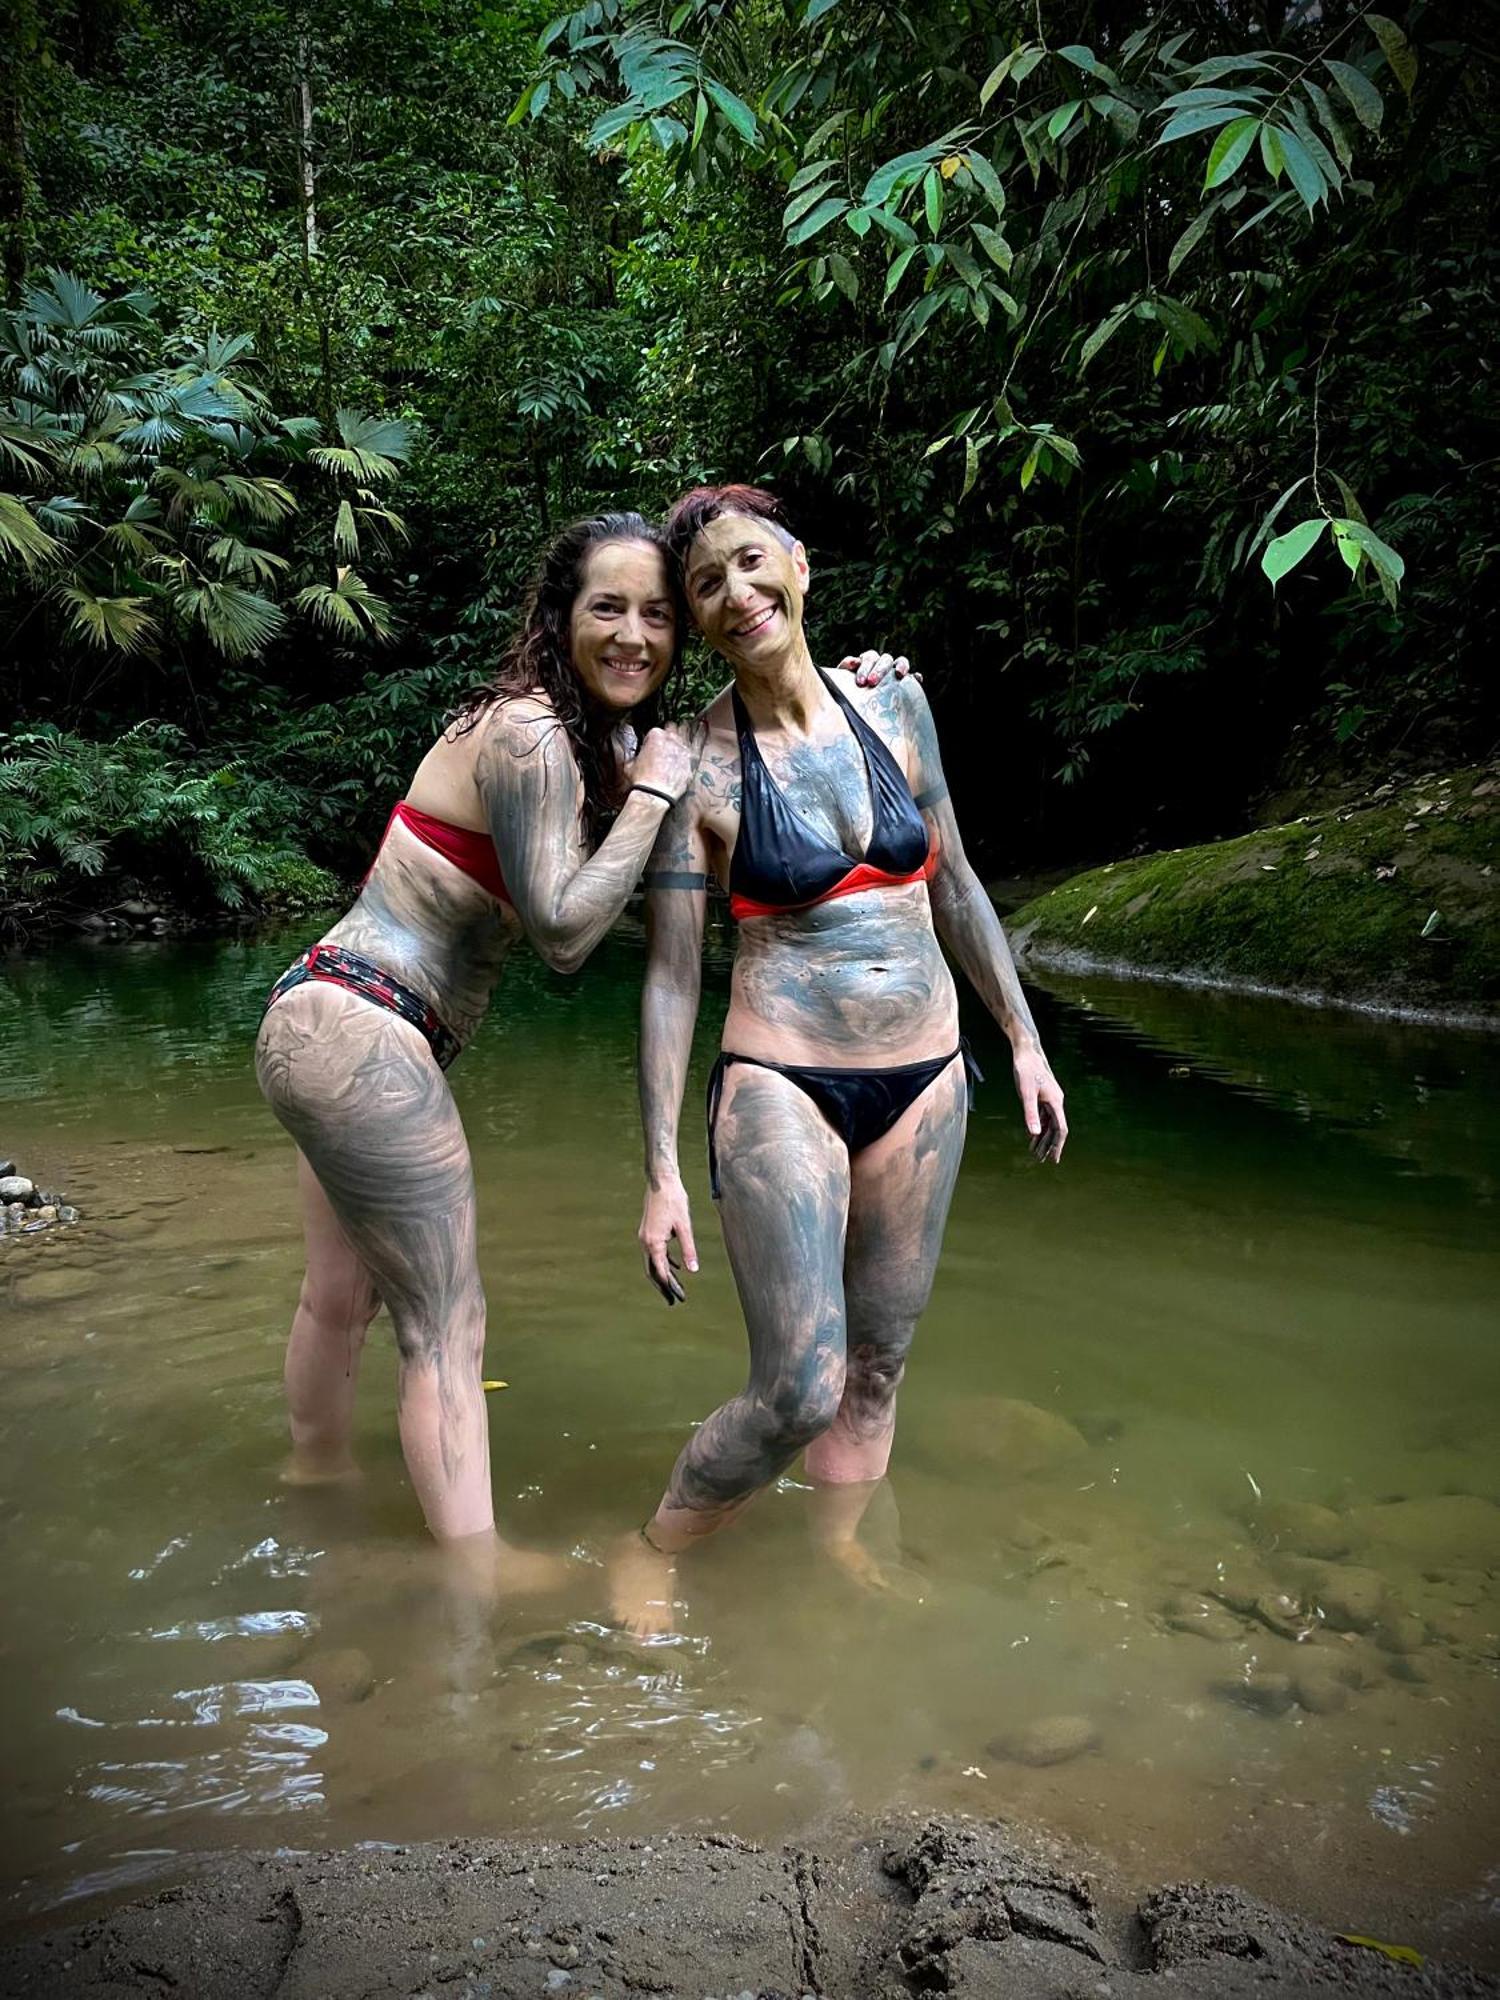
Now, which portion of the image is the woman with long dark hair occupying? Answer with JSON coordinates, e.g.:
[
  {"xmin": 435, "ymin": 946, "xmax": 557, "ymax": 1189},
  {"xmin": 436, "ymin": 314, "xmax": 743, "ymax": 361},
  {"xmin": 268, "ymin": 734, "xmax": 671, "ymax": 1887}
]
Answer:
[{"xmin": 255, "ymin": 513, "xmax": 695, "ymax": 1593}]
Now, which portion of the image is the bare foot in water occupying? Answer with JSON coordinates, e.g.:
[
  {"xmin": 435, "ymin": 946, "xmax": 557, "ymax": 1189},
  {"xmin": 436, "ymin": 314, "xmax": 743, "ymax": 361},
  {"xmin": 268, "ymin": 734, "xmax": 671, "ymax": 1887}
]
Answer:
[
  {"xmin": 280, "ymin": 1452, "xmax": 363, "ymax": 1488},
  {"xmin": 820, "ymin": 1534, "xmax": 928, "ymax": 1602},
  {"xmin": 607, "ymin": 1528, "xmax": 679, "ymax": 1639},
  {"xmin": 440, "ymin": 1532, "xmax": 575, "ymax": 1604}
]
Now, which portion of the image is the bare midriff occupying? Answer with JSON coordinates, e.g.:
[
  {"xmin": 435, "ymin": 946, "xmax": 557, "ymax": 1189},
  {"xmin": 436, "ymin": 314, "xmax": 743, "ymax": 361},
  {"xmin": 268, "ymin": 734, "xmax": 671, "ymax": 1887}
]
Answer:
[
  {"xmin": 723, "ymin": 879, "xmax": 960, "ymax": 1070},
  {"xmin": 317, "ymin": 793, "xmax": 522, "ymax": 1048}
]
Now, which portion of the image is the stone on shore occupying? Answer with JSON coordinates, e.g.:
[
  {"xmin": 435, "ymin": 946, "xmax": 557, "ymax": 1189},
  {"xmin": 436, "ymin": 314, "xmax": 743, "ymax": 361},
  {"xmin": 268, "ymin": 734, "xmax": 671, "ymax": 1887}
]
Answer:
[{"xmin": 0, "ymin": 1175, "xmax": 35, "ymax": 1203}]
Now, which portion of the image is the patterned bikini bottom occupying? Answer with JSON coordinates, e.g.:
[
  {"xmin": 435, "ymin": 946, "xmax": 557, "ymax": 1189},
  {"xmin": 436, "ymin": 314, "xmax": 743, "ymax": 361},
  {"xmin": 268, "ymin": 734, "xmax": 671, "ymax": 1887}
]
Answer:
[{"xmin": 263, "ymin": 942, "xmax": 462, "ymax": 1071}]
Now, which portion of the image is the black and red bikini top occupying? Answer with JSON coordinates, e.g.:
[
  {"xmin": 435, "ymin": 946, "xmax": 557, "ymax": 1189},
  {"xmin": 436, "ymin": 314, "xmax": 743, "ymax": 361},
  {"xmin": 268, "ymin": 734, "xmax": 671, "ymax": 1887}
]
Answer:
[{"xmin": 728, "ymin": 668, "xmax": 936, "ymax": 922}]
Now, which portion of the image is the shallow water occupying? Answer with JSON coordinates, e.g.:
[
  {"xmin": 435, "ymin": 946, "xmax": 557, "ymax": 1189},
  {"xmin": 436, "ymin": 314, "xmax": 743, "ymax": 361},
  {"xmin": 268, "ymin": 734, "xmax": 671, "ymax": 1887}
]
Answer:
[{"xmin": 2, "ymin": 926, "xmax": 1497, "ymax": 1959}]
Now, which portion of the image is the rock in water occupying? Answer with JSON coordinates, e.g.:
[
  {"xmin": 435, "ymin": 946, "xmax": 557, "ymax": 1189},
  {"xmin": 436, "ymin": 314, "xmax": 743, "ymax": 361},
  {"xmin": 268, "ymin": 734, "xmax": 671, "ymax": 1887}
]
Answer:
[
  {"xmin": 1347, "ymin": 1496, "xmax": 1500, "ymax": 1571},
  {"xmin": 1286, "ymin": 1561, "xmax": 1388, "ymax": 1633},
  {"xmin": 988, "ymin": 1715, "xmax": 1100, "ymax": 1767},
  {"xmin": 16, "ymin": 1265, "xmax": 99, "ymax": 1304},
  {"xmin": 0, "ymin": 1176, "xmax": 35, "ymax": 1203},
  {"xmin": 303, "ymin": 1647, "xmax": 376, "ymax": 1704},
  {"xmin": 1291, "ymin": 1669, "xmax": 1350, "ymax": 1715},
  {"xmin": 1253, "ymin": 1501, "xmax": 1351, "ymax": 1561},
  {"xmin": 1215, "ymin": 1671, "xmax": 1295, "ymax": 1717},
  {"xmin": 947, "ymin": 1397, "xmax": 1090, "ymax": 1479},
  {"xmin": 1162, "ymin": 1593, "xmax": 1244, "ymax": 1643}
]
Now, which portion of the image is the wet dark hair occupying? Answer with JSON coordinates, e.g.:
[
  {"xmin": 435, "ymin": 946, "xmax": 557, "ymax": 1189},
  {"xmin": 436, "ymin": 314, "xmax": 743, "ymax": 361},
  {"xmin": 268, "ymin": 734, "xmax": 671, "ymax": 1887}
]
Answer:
[
  {"xmin": 453, "ymin": 512, "xmax": 682, "ymax": 850},
  {"xmin": 663, "ymin": 483, "xmax": 798, "ymax": 578}
]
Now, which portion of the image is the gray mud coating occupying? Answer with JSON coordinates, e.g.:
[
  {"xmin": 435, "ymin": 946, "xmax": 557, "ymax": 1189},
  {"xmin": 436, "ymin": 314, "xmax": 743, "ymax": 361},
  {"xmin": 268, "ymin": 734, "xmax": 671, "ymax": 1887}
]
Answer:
[{"xmin": 2, "ymin": 1816, "xmax": 1493, "ymax": 1999}]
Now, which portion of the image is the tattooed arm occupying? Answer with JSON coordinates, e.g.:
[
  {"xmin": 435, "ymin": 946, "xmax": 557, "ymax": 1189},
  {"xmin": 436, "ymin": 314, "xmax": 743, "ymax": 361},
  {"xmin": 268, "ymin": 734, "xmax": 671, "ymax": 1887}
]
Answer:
[
  {"xmin": 898, "ymin": 679, "xmax": 1069, "ymax": 1162},
  {"xmin": 476, "ymin": 705, "xmax": 692, "ymax": 977},
  {"xmin": 637, "ymin": 790, "xmax": 711, "ymax": 1302}
]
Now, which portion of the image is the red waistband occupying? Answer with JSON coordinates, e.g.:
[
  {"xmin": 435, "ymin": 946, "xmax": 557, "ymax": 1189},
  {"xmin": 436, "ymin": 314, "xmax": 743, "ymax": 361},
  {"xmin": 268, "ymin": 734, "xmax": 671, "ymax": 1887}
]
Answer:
[
  {"xmin": 729, "ymin": 846, "xmax": 937, "ymax": 923},
  {"xmin": 374, "ymin": 800, "xmax": 511, "ymax": 905}
]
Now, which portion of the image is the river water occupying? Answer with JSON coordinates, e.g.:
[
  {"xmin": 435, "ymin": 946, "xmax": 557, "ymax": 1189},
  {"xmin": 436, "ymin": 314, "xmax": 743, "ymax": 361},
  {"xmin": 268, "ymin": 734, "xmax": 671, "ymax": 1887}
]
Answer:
[{"xmin": 1, "ymin": 922, "xmax": 1497, "ymax": 1960}]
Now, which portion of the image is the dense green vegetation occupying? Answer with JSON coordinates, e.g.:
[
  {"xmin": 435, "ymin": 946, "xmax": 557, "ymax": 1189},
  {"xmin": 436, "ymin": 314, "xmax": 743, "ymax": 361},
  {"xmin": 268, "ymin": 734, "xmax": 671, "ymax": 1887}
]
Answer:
[{"xmin": 0, "ymin": 0, "xmax": 1494, "ymax": 931}]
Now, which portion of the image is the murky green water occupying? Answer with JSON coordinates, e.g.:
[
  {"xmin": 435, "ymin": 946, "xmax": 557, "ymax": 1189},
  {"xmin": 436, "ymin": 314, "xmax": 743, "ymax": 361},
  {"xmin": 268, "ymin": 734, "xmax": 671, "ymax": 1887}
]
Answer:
[{"xmin": 2, "ymin": 925, "xmax": 1497, "ymax": 1958}]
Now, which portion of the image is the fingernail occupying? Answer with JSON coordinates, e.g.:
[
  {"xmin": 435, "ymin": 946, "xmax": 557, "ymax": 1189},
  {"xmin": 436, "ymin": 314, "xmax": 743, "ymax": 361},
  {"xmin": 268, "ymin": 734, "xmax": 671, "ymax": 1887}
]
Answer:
[{"xmin": 688, "ymin": 1259, "xmax": 699, "ymax": 1271}]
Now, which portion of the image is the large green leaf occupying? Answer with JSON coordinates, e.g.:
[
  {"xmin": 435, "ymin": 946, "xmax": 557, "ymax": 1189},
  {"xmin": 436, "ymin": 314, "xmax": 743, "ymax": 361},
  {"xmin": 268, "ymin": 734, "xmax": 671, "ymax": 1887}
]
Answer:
[
  {"xmin": 1261, "ymin": 516, "xmax": 1326, "ymax": 585},
  {"xmin": 1204, "ymin": 116, "xmax": 1259, "ymax": 190},
  {"xmin": 1325, "ymin": 59, "xmax": 1383, "ymax": 132}
]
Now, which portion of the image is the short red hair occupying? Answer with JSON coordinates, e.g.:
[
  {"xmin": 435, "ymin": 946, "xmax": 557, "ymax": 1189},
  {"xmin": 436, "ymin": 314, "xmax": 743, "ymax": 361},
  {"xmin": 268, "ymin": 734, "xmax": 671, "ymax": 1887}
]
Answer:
[{"xmin": 663, "ymin": 483, "xmax": 797, "ymax": 571}]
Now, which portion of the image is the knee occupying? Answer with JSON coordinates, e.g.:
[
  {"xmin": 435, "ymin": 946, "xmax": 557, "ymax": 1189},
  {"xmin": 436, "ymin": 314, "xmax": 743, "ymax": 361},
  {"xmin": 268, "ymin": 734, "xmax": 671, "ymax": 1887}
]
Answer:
[
  {"xmin": 762, "ymin": 1372, "xmax": 844, "ymax": 1455},
  {"xmin": 389, "ymin": 1279, "xmax": 485, "ymax": 1368},
  {"xmin": 299, "ymin": 1272, "xmax": 381, "ymax": 1339},
  {"xmin": 845, "ymin": 1339, "xmax": 909, "ymax": 1408}
]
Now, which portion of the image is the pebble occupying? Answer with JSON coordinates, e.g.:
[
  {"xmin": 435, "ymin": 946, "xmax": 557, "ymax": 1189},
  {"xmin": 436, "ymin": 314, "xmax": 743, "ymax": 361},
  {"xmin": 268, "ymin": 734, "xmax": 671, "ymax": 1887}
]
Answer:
[
  {"xmin": 1388, "ymin": 1655, "xmax": 1433, "ymax": 1685},
  {"xmin": 1251, "ymin": 1589, "xmax": 1316, "ymax": 1640},
  {"xmin": 987, "ymin": 1714, "xmax": 1100, "ymax": 1767},
  {"xmin": 0, "ymin": 1176, "xmax": 35, "ymax": 1203}
]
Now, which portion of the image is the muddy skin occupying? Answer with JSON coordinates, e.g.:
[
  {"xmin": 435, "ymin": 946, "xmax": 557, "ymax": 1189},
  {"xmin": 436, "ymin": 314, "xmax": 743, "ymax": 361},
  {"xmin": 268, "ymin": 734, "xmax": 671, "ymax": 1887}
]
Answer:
[
  {"xmin": 625, "ymin": 512, "xmax": 1063, "ymax": 1635},
  {"xmin": 257, "ymin": 698, "xmax": 679, "ymax": 1568}
]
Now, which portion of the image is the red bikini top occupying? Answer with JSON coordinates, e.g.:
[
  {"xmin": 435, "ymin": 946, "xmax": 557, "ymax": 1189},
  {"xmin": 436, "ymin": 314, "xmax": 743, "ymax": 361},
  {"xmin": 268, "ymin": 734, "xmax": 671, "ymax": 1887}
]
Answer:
[{"xmin": 372, "ymin": 800, "xmax": 512, "ymax": 906}]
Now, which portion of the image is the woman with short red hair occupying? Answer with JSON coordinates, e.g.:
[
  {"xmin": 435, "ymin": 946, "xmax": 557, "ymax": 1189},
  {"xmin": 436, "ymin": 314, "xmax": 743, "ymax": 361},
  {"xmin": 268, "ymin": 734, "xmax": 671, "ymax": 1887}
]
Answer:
[{"xmin": 613, "ymin": 484, "xmax": 1067, "ymax": 1634}]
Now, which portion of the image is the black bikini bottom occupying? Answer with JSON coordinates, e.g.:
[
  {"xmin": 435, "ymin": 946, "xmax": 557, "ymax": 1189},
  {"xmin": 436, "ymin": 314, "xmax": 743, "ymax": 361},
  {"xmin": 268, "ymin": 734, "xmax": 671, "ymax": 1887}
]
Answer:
[
  {"xmin": 705, "ymin": 1040, "xmax": 982, "ymax": 1200},
  {"xmin": 264, "ymin": 943, "xmax": 462, "ymax": 1071}
]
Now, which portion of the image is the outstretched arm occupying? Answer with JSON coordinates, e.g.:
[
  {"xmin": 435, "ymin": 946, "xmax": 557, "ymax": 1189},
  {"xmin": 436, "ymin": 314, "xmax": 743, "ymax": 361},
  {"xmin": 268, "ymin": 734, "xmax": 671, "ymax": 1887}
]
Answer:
[
  {"xmin": 899, "ymin": 680, "xmax": 1068, "ymax": 1162},
  {"xmin": 638, "ymin": 792, "xmax": 710, "ymax": 1301},
  {"xmin": 476, "ymin": 707, "xmax": 691, "ymax": 976}
]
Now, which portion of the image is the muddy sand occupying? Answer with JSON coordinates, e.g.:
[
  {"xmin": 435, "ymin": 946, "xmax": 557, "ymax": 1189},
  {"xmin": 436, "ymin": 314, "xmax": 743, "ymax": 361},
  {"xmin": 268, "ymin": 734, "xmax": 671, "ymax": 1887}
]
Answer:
[{"xmin": 3, "ymin": 1813, "xmax": 1494, "ymax": 1998}]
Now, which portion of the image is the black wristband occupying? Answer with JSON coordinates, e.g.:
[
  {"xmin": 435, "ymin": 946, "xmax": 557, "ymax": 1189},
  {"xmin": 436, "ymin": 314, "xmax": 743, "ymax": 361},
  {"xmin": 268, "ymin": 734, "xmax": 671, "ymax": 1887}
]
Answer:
[{"xmin": 630, "ymin": 782, "xmax": 681, "ymax": 809}]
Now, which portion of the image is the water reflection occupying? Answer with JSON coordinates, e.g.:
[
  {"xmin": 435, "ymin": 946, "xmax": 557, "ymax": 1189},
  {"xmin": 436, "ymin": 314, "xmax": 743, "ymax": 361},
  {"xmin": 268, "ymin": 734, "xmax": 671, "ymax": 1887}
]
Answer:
[{"xmin": 0, "ymin": 927, "xmax": 1496, "ymax": 1962}]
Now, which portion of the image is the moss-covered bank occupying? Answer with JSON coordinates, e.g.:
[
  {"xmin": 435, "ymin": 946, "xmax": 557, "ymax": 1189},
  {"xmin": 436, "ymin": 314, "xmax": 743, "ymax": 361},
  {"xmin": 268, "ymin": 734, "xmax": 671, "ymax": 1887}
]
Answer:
[{"xmin": 1007, "ymin": 765, "xmax": 1500, "ymax": 1022}]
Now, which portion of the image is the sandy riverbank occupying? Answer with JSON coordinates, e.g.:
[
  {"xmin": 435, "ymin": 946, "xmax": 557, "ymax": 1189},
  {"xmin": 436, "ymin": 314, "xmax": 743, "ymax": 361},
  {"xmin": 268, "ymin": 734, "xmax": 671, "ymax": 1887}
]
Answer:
[{"xmin": 3, "ymin": 1813, "xmax": 1495, "ymax": 1998}]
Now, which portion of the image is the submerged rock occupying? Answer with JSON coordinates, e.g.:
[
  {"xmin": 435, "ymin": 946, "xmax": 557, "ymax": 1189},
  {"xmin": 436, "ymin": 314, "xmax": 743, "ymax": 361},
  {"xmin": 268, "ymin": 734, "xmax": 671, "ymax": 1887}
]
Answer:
[
  {"xmin": 1349, "ymin": 1495, "xmax": 1500, "ymax": 1571},
  {"xmin": 945, "ymin": 1396, "xmax": 1090, "ymax": 1479},
  {"xmin": 1215, "ymin": 1670, "xmax": 1295, "ymax": 1717},
  {"xmin": 987, "ymin": 1715, "xmax": 1100, "ymax": 1767},
  {"xmin": 1291, "ymin": 1668, "xmax": 1351, "ymax": 1715},
  {"xmin": 1162, "ymin": 1593, "xmax": 1244, "ymax": 1643},
  {"xmin": 1253, "ymin": 1500, "xmax": 1352, "ymax": 1561},
  {"xmin": 1289, "ymin": 1561, "xmax": 1389, "ymax": 1633},
  {"xmin": 304, "ymin": 1647, "xmax": 376, "ymax": 1704}
]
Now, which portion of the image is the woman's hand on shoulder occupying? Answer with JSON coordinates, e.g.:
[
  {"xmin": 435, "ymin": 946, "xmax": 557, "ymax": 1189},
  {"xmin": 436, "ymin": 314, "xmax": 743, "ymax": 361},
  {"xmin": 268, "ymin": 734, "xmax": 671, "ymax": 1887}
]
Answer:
[
  {"xmin": 834, "ymin": 647, "xmax": 920, "ymax": 687},
  {"xmin": 628, "ymin": 723, "xmax": 696, "ymax": 804}
]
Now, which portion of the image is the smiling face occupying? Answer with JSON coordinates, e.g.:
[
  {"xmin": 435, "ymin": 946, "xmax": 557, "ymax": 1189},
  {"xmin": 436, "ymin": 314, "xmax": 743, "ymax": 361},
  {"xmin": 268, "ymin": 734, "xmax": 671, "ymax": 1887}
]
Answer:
[
  {"xmin": 567, "ymin": 539, "xmax": 677, "ymax": 711},
  {"xmin": 683, "ymin": 512, "xmax": 810, "ymax": 670}
]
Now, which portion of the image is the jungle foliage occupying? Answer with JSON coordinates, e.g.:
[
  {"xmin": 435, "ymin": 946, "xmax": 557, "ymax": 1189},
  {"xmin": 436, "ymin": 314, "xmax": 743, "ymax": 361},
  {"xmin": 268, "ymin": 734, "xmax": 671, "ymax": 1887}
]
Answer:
[{"xmin": 0, "ymin": 0, "xmax": 1494, "ymax": 921}]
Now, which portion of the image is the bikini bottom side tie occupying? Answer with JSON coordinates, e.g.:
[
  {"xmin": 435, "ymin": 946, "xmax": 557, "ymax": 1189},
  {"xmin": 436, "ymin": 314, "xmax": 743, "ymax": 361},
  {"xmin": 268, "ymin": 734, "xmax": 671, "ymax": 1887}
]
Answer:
[
  {"xmin": 705, "ymin": 1038, "xmax": 982, "ymax": 1201},
  {"xmin": 263, "ymin": 942, "xmax": 462, "ymax": 1072}
]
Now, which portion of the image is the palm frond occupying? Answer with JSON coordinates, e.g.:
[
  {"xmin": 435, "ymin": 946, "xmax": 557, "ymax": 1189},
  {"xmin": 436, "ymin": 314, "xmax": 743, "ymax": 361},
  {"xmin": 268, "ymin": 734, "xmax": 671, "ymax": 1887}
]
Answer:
[
  {"xmin": 218, "ymin": 473, "xmax": 296, "ymax": 524},
  {"xmin": 206, "ymin": 534, "xmax": 290, "ymax": 584},
  {"xmin": 310, "ymin": 407, "xmax": 412, "ymax": 484},
  {"xmin": 333, "ymin": 498, "xmax": 359, "ymax": 560},
  {"xmin": 35, "ymin": 494, "xmax": 92, "ymax": 539},
  {"xmin": 55, "ymin": 584, "xmax": 157, "ymax": 653},
  {"xmin": 0, "ymin": 413, "xmax": 56, "ymax": 478},
  {"xmin": 293, "ymin": 568, "xmax": 395, "ymax": 642},
  {"xmin": 0, "ymin": 492, "xmax": 61, "ymax": 569},
  {"xmin": 171, "ymin": 580, "xmax": 286, "ymax": 659}
]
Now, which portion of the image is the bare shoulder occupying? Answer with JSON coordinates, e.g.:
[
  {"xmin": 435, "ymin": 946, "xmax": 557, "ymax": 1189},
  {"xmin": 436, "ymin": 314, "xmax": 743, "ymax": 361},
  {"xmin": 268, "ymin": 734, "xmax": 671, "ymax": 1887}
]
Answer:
[
  {"xmin": 473, "ymin": 693, "xmax": 567, "ymax": 770},
  {"xmin": 692, "ymin": 690, "xmax": 741, "ymax": 816}
]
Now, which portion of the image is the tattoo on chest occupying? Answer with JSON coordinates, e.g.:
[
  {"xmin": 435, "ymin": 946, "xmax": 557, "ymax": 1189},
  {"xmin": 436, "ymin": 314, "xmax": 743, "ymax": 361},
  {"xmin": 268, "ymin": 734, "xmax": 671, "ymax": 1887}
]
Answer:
[{"xmin": 766, "ymin": 736, "xmax": 873, "ymax": 857}]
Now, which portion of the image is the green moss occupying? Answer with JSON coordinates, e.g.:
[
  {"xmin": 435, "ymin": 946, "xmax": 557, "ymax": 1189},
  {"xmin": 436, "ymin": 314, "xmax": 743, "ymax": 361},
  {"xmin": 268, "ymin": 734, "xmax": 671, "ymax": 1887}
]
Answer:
[{"xmin": 1007, "ymin": 768, "xmax": 1500, "ymax": 1014}]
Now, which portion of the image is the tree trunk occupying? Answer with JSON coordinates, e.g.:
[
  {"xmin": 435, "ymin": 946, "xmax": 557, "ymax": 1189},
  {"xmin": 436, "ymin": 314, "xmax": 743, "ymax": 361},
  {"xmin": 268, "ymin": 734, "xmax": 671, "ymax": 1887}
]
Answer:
[
  {"xmin": 0, "ymin": 0, "xmax": 37, "ymax": 303},
  {"xmin": 297, "ymin": 31, "xmax": 318, "ymax": 260}
]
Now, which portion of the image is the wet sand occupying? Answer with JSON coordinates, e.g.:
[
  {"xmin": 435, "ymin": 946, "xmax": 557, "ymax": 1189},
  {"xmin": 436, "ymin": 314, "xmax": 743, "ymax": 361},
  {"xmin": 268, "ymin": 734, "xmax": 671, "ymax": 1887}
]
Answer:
[{"xmin": 2, "ymin": 1812, "xmax": 1495, "ymax": 1997}]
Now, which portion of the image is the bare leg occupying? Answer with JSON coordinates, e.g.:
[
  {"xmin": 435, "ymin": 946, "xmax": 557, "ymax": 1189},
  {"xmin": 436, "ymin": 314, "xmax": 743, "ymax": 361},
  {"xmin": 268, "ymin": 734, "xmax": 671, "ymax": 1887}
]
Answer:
[
  {"xmin": 281, "ymin": 1151, "xmax": 382, "ymax": 1484},
  {"xmin": 257, "ymin": 984, "xmax": 564, "ymax": 1597},
  {"xmin": 806, "ymin": 1054, "xmax": 967, "ymax": 1588},
  {"xmin": 610, "ymin": 1066, "xmax": 850, "ymax": 1636}
]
